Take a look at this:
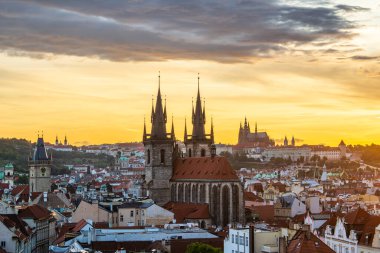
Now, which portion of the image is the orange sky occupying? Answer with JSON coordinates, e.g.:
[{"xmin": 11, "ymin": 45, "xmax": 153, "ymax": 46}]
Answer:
[{"xmin": 0, "ymin": 1, "xmax": 379, "ymax": 146}]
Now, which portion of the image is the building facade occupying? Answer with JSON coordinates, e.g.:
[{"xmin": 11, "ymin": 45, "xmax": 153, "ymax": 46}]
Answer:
[{"xmin": 143, "ymin": 76, "xmax": 245, "ymax": 226}]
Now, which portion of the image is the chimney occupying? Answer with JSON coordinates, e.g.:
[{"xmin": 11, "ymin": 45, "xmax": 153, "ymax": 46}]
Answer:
[
  {"xmin": 278, "ymin": 236, "xmax": 287, "ymax": 253},
  {"xmin": 249, "ymin": 225, "xmax": 255, "ymax": 253}
]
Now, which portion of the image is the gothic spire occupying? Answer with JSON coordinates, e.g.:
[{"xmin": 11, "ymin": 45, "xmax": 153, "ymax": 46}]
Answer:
[
  {"xmin": 143, "ymin": 117, "xmax": 147, "ymax": 141},
  {"xmin": 171, "ymin": 115, "xmax": 175, "ymax": 140},
  {"xmin": 184, "ymin": 117, "xmax": 188, "ymax": 141},
  {"xmin": 210, "ymin": 117, "xmax": 214, "ymax": 144},
  {"xmin": 150, "ymin": 72, "xmax": 168, "ymax": 139},
  {"xmin": 255, "ymin": 122, "xmax": 258, "ymax": 134},
  {"xmin": 192, "ymin": 73, "xmax": 206, "ymax": 140}
]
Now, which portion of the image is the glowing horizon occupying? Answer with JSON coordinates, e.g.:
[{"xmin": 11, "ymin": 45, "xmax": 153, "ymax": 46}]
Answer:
[{"xmin": 0, "ymin": 1, "xmax": 379, "ymax": 146}]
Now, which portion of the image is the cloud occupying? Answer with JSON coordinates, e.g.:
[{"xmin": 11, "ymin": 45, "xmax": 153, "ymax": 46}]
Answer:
[
  {"xmin": 335, "ymin": 4, "xmax": 370, "ymax": 12},
  {"xmin": 351, "ymin": 55, "xmax": 379, "ymax": 61},
  {"xmin": 0, "ymin": 0, "xmax": 367, "ymax": 62}
]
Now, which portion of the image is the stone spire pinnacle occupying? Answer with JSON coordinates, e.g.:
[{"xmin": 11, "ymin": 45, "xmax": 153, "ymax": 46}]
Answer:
[
  {"xmin": 210, "ymin": 117, "xmax": 214, "ymax": 143},
  {"xmin": 184, "ymin": 117, "xmax": 188, "ymax": 141},
  {"xmin": 171, "ymin": 115, "xmax": 175, "ymax": 140},
  {"xmin": 143, "ymin": 116, "xmax": 147, "ymax": 141},
  {"xmin": 150, "ymin": 72, "xmax": 168, "ymax": 139},
  {"xmin": 191, "ymin": 73, "xmax": 206, "ymax": 140}
]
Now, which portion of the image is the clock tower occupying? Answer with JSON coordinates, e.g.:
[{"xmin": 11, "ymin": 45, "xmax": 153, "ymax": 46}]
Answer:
[{"xmin": 29, "ymin": 136, "xmax": 52, "ymax": 193}]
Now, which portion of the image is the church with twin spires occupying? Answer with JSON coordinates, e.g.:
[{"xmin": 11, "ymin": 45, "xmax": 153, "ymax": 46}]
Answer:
[{"xmin": 143, "ymin": 75, "xmax": 244, "ymax": 226}]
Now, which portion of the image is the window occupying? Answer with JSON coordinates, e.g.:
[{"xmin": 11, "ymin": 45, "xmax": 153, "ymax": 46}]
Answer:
[
  {"xmin": 189, "ymin": 148, "xmax": 192, "ymax": 157},
  {"xmin": 240, "ymin": 236, "xmax": 244, "ymax": 245},
  {"xmin": 130, "ymin": 210, "xmax": 134, "ymax": 217},
  {"xmin": 147, "ymin": 149, "xmax": 151, "ymax": 164},
  {"xmin": 142, "ymin": 210, "xmax": 145, "ymax": 216},
  {"xmin": 201, "ymin": 149, "xmax": 206, "ymax": 157},
  {"xmin": 246, "ymin": 237, "xmax": 248, "ymax": 246},
  {"xmin": 1, "ymin": 241, "xmax": 5, "ymax": 247},
  {"xmin": 136, "ymin": 210, "xmax": 139, "ymax": 215},
  {"xmin": 160, "ymin": 149, "xmax": 165, "ymax": 164},
  {"xmin": 120, "ymin": 215, "xmax": 124, "ymax": 222},
  {"xmin": 232, "ymin": 235, "xmax": 234, "ymax": 243}
]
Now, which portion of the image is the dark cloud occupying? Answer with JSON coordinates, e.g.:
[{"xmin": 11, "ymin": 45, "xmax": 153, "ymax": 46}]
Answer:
[
  {"xmin": 0, "ymin": 0, "xmax": 366, "ymax": 62},
  {"xmin": 336, "ymin": 4, "xmax": 370, "ymax": 12},
  {"xmin": 351, "ymin": 55, "xmax": 379, "ymax": 61}
]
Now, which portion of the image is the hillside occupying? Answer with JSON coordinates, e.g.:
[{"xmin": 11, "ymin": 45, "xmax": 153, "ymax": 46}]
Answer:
[{"xmin": 0, "ymin": 138, "xmax": 114, "ymax": 175}]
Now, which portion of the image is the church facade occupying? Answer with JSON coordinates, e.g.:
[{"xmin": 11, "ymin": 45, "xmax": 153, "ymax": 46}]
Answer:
[{"xmin": 143, "ymin": 75, "xmax": 245, "ymax": 226}]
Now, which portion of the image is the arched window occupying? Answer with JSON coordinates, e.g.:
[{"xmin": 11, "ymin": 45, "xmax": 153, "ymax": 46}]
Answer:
[
  {"xmin": 147, "ymin": 149, "xmax": 151, "ymax": 164},
  {"xmin": 160, "ymin": 149, "xmax": 165, "ymax": 164},
  {"xmin": 201, "ymin": 149, "xmax": 206, "ymax": 157},
  {"xmin": 188, "ymin": 148, "xmax": 192, "ymax": 157}
]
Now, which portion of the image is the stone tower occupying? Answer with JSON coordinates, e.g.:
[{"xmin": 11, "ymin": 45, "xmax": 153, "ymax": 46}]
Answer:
[
  {"xmin": 143, "ymin": 74, "xmax": 175, "ymax": 206},
  {"xmin": 29, "ymin": 136, "xmax": 52, "ymax": 193},
  {"xmin": 184, "ymin": 75, "xmax": 214, "ymax": 157}
]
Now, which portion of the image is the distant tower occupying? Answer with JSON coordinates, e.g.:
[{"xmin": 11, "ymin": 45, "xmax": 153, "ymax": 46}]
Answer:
[
  {"xmin": 55, "ymin": 135, "xmax": 59, "ymax": 146},
  {"xmin": 284, "ymin": 136, "xmax": 288, "ymax": 146},
  {"xmin": 184, "ymin": 74, "xmax": 213, "ymax": 157},
  {"xmin": 291, "ymin": 136, "xmax": 295, "ymax": 146},
  {"xmin": 4, "ymin": 163, "xmax": 14, "ymax": 188},
  {"xmin": 64, "ymin": 135, "xmax": 68, "ymax": 145},
  {"xmin": 339, "ymin": 140, "xmax": 347, "ymax": 158},
  {"xmin": 143, "ymin": 73, "xmax": 175, "ymax": 205},
  {"xmin": 29, "ymin": 135, "xmax": 52, "ymax": 193}
]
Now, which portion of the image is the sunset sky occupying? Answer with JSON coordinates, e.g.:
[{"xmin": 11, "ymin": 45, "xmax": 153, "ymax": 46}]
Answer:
[{"xmin": 0, "ymin": 0, "xmax": 379, "ymax": 146}]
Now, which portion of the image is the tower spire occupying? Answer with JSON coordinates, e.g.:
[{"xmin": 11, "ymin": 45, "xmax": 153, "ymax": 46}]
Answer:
[
  {"xmin": 143, "ymin": 116, "xmax": 147, "ymax": 141},
  {"xmin": 184, "ymin": 117, "xmax": 188, "ymax": 141},
  {"xmin": 211, "ymin": 117, "xmax": 214, "ymax": 144},
  {"xmin": 171, "ymin": 115, "xmax": 175, "ymax": 140},
  {"xmin": 192, "ymin": 73, "xmax": 206, "ymax": 140},
  {"xmin": 150, "ymin": 73, "xmax": 168, "ymax": 139},
  {"xmin": 255, "ymin": 122, "xmax": 258, "ymax": 134}
]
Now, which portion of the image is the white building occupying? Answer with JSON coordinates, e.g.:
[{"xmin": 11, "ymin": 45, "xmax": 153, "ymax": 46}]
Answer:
[
  {"xmin": 262, "ymin": 146, "xmax": 311, "ymax": 162},
  {"xmin": 325, "ymin": 218, "xmax": 358, "ymax": 253}
]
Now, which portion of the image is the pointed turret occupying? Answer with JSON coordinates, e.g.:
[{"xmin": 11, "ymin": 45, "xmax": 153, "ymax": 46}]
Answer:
[
  {"xmin": 255, "ymin": 122, "xmax": 258, "ymax": 134},
  {"xmin": 150, "ymin": 73, "xmax": 168, "ymax": 139},
  {"xmin": 244, "ymin": 116, "xmax": 248, "ymax": 129},
  {"xmin": 64, "ymin": 135, "xmax": 68, "ymax": 145},
  {"xmin": 191, "ymin": 74, "xmax": 206, "ymax": 140},
  {"xmin": 55, "ymin": 135, "xmax": 58, "ymax": 146},
  {"xmin": 143, "ymin": 117, "xmax": 147, "ymax": 141},
  {"xmin": 210, "ymin": 117, "xmax": 214, "ymax": 144},
  {"xmin": 33, "ymin": 136, "xmax": 49, "ymax": 161},
  {"xmin": 184, "ymin": 118, "xmax": 188, "ymax": 142},
  {"xmin": 291, "ymin": 136, "xmax": 295, "ymax": 146},
  {"xmin": 171, "ymin": 116, "xmax": 175, "ymax": 140}
]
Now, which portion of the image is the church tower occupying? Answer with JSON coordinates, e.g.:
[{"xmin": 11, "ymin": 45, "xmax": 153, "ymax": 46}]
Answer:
[
  {"xmin": 184, "ymin": 75, "xmax": 214, "ymax": 157},
  {"xmin": 143, "ymin": 74, "xmax": 175, "ymax": 205},
  {"xmin": 29, "ymin": 135, "xmax": 52, "ymax": 193}
]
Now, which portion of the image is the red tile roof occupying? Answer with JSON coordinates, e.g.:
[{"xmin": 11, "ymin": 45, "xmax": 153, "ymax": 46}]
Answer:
[
  {"xmin": 172, "ymin": 157, "xmax": 239, "ymax": 181},
  {"xmin": 244, "ymin": 192, "xmax": 264, "ymax": 202},
  {"xmin": 18, "ymin": 204, "xmax": 51, "ymax": 221},
  {"xmin": 344, "ymin": 207, "xmax": 370, "ymax": 225},
  {"xmin": 163, "ymin": 202, "xmax": 210, "ymax": 222},
  {"xmin": 287, "ymin": 229, "xmax": 334, "ymax": 253}
]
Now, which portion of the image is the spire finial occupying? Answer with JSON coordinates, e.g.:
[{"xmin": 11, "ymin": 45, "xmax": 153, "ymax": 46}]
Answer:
[{"xmin": 158, "ymin": 71, "xmax": 161, "ymax": 89}]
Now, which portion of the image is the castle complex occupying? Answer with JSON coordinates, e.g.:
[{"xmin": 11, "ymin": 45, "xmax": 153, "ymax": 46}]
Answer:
[{"xmin": 143, "ymin": 75, "xmax": 245, "ymax": 226}]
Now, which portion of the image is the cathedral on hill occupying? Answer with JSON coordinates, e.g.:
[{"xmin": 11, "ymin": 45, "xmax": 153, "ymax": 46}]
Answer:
[
  {"xmin": 143, "ymin": 75, "xmax": 245, "ymax": 226},
  {"xmin": 237, "ymin": 117, "xmax": 274, "ymax": 148}
]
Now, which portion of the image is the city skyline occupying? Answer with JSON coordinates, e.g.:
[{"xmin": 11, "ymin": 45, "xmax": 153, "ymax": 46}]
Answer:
[{"xmin": 0, "ymin": 0, "xmax": 380, "ymax": 145}]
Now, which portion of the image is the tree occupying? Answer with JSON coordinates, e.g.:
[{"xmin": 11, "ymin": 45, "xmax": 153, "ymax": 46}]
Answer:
[
  {"xmin": 16, "ymin": 174, "xmax": 28, "ymax": 185},
  {"xmin": 51, "ymin": 183, "xmax": 58, "ymax": 192},
  {"xmin": 186, "ymin": 242, "xmax": 222, "ymax": 253}
]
